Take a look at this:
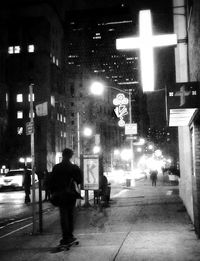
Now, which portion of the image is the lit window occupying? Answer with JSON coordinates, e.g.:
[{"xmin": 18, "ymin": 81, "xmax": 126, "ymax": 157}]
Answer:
[
  {"xmin": 57, "ymin": 114, "xmax": 60, "ymax": 120},
  {"xmin": 28, "ymin": 93, "xmax": 35, "ymax": 102},
  {"xmin": 17, "ymin": 111, "xmax": 23, "ymax": 119},
  {"xmin": 16, "ymin": 94, "xmax": 23, "ymax": 102},
  {"xmin": 17, "ymin": 127, "xmax": 23, "ymax": 135},
  {"xmin": 64, "ymin": 132, "xmax": 66, "ymax": 138},
  {"xmin": 14, "ymin": 46, "xmax": 20, "ymax": 53},
  {"xmin": 63, "ymin": 116, "xmax": 66, "ymax": 123},
  {"xmin": 28, "ymin": 44, "xmax": 35, "ymax": 53},
  {"xmin": 56, "ymin": 59, "xmax": 59, "ymax": 66},
  {"xmin": 51, "ymin": 96, "xmax": 55, "ymax": 106},
  {"xmin": 53, "ymin": 56, "xmax": 55, "ymax": 63},
  {"xmin": 8, "ymin": 46, "xmax": 21, "ymax": 54},
  {"xmin": 8, "ymin": 46, "xmax": 14, "ymax": 54},
  {"xmin": 60, "ymin": 114, "xmax": 63, "ymax": 122}
]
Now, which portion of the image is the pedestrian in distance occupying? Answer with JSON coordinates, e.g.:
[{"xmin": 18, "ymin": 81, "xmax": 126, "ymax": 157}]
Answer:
[
  {"xmin": 100, "ymin": 174, "xmax": 110, "ymax": 207},
  {"xmin": 150, "ymin": 169, "xmax": 158, "ymax": 186},
  {"xmin": 43, "ymin": 169, "xmax": 51, "ymax": 201},
  {"xmin": 49, "ymin": 148, "xmax": 83, "ymax": 248},
  {"xmin": 23, "ymin": 166, "xmax": 31, "ymax": 204}
]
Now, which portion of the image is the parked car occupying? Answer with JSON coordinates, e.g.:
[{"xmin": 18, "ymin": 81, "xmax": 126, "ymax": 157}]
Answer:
[{"xmin": 0, "ymin": 169, "xmax": 38, "ymax": 190}]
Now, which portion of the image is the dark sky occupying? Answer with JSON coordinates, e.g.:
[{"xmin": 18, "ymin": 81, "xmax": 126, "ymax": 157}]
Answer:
[{"xmin": 65, "ymin": 0, "xmax": 172, "ymax": 13}]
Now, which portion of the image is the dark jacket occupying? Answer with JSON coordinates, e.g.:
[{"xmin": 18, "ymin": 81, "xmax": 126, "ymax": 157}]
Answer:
[
  {"xmin": 50, "ymin": 160, "xmax": 82, "ymax": 195},
  {"xmin": 23, "ymin": 170, "xmax": 31, "ymax": 190}
]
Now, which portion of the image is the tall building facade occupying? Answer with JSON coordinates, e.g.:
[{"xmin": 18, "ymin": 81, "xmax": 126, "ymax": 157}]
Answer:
[{"xmin": 0, "ymin": 0, "xmax": 67, "ymax": 171}]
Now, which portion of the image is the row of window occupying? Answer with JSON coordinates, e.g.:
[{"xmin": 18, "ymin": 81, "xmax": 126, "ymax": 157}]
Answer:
[
  {"xmin": 17, "ymin": 110, "xmax": 67, "ymax": 123},
  {"xmin": 16, "ymin": 94, "xmax": 35, "ymax": 102},
  {"xmin": 8, "ymin": 45, "xmax": 60, "ymax": 67},
  {"xmin": 50, "ymin": 53, "xmax": 59, "ymax": 66},
  {"xmin": 8, "ymin": 45, "xmax": 35, "ymax": 54},
  {"xmin": 57, "ymin": 113, "xmax": 66, "ymax": 123},
  {"xmin": 17, "ymin": 126, "xmax": 67, "ymax": 138},
  {"xmin": 17, "ymin": 111, "xmax": 35, "ymax": 119}
]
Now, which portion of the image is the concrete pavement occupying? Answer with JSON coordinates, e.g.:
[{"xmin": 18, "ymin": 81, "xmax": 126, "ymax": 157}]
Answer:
[{"xmin": 0, "ymin": 178, "xmax": 200, "ymax": 261}]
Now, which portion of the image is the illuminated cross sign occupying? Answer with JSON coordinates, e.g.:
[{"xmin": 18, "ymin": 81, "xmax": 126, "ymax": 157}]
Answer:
[
  {"xmin": 175, "ymin": 86, "xmax": 191, "ymax": 106},
  {"xmin": 116, "ymin": 10, "xmax": 177, "ymax": 92}
]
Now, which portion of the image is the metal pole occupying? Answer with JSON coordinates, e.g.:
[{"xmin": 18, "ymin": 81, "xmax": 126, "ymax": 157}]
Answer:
[
  {"xmin": 77, "ymin": 112, "xmax": 80, "ymax": 165},
  {"xmin": 76, "ymin": 112, "xmax": 82, "ymax": 207},
  {"xmin": 128, "ymin": 89, "xmax": 135, "ymax": 187},
  {"xmin": 38, "ymin": 176, "xmax": 43, "ymax": 233},
  {"xmin": 29, "ymin": 83, "xmax": 37, "ymax": 234}
]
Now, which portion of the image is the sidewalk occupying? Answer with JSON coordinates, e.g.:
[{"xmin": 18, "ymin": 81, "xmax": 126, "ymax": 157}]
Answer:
[{"xmin": 0, "ymin": 179, "xmax": 200, "ymax": 261}]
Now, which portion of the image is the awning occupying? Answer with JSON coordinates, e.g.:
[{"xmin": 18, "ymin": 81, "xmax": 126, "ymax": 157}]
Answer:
[{"xmin": 169, "ymin": 108, "xmax": 197, "ymax": 126}]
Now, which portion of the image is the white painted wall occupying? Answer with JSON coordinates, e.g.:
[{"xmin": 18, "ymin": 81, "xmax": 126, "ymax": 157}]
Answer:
[
  {"xmin": 178, "ymin": 126, "xmax": 194, "ymax": 221},
  {"xmin": 173, "ymin": 0, "xmax": 194, "ymax": 221}
]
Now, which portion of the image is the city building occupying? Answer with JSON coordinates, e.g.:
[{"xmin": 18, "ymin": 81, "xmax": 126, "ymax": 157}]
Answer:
[
  {"xmin": 169, "ymin": 0, "xmax": 200, "ymax": 238},
  {"xmin": 0, "ymin": 0, "xmax": 67, "ymax": 171}
]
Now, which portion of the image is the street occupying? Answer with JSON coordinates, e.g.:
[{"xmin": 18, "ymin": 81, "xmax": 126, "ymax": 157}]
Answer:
[
  {"xmin": 0, "ymin": 178, "xmax": 200, "ymax": 261},
  {"xmin": 0, "ymin": 187, "xmax": 48, "ymax": 226}
]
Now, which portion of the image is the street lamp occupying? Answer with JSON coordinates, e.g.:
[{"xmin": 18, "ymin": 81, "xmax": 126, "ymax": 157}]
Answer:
[{"xmin": 90, "ymin": 81, "xmax": 135, "ymax": 186}]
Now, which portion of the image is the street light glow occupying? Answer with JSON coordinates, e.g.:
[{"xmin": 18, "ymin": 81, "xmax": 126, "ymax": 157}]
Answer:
[
  {"xmin": 93, "ymin": 145, "xmax": 101, "ymax": 154},
  {"xmin": 83, "ymin": 127, "xmax": 93, "ymax": 137},
  {"xmin": 90, "ymin": 81, "xmax": 104, "ymax": 96}
]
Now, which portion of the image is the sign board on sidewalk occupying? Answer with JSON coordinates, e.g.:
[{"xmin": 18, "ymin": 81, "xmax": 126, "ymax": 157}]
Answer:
[
  {"xmin": 125, "ymin": 123, "xmax": 137, "ymax": 135},
  {"xmin": 82, "ymin": 154, "xmax": 99, "ymax": 190}
]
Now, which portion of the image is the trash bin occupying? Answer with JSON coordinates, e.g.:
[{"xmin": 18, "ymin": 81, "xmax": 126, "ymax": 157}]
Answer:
[{"xmin": 126, "ymin": 179, "xmax": 131, "ymax": 187}]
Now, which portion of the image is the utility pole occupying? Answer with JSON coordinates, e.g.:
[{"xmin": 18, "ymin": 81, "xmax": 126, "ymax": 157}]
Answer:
[
  {"xmin": 128, "ymin": 89, "xmax": 135, "ymax": 187},
  {"xmin": 29, "ymin": 83, "xmax": 37, "ymax": 234}
]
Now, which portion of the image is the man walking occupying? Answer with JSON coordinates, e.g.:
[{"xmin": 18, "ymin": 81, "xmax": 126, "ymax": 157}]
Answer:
[
  {"xmin": 50, "ymin": 148, "xmax": 82, "ymax": 247},
  {"xmin": 23, "ymin": 167, "xmax": 31, "ymax": 204}
]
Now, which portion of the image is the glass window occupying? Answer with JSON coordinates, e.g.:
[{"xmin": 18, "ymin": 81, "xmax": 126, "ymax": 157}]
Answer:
[
  {"xmin": 8, "ymin": 46, "xmax": 21, "ymax": 54},
  {"xmin": 14, "ymin": 46, "xmax": 20, "ymax": 53},
  {"xmin": 28, "ymin": 44, "xmax": 35, "ymax": 53},
  {"xmin": 16, "ymin": 94, "xmax": 23, "ymax": 102},
  {"xmin": 17, "ymin": 111, "xmax": 23, "ymax": 119},
  {"xmin": 8, "ymin": 46, "xmax": 14, "ymax": 54}
]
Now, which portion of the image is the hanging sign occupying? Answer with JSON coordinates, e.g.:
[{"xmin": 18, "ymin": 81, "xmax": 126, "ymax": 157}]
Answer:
[{"xmin": 113, "ymin": 93, "xmax": 128, "ymax": 127}]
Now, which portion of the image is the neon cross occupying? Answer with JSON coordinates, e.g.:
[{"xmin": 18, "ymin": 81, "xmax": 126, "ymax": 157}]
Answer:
[
  {"xmin": 175, "ymin": 85, "xmax": 191, "ymax": 106},
  {"xmin": 116, "ymin": 10, "xmax": 177, "ymax": 92}
]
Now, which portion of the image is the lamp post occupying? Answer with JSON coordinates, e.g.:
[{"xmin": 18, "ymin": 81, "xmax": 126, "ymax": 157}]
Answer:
[{"xmin": 90, "ymin": 81, "xmax": 135, "ymax": 186}]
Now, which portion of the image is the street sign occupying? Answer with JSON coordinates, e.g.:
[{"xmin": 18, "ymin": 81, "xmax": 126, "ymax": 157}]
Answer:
[
  {"xmin": 83, "ymin": 155, "xmax": 99, "ymax": 190},
  {"xmin": 26, "ymin": 122, "xmax": 34, "ymax": 135},
  {"xmin": 125, "ymin": 123, "xmax": 137, "ymax": 135}
]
